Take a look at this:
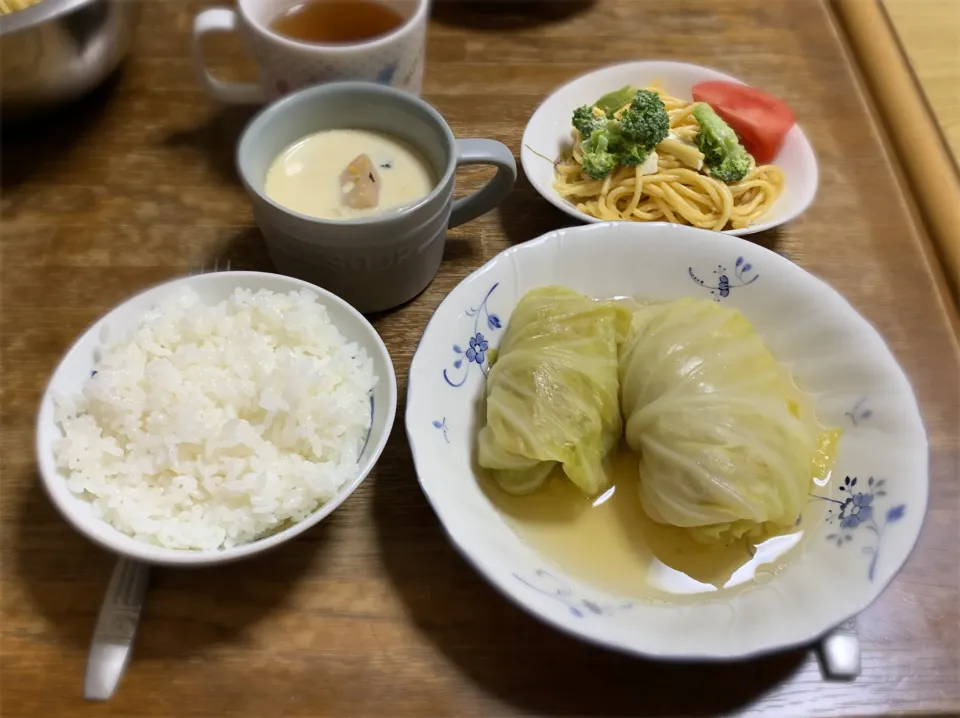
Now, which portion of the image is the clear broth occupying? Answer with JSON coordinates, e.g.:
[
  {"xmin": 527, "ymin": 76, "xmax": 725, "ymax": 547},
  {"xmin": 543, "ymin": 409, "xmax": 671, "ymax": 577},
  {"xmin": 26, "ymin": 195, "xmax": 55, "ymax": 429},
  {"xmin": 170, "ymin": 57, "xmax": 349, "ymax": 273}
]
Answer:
[{"xmin": 483, "ymin": 443, "xmax": 820, "ymax": 603}]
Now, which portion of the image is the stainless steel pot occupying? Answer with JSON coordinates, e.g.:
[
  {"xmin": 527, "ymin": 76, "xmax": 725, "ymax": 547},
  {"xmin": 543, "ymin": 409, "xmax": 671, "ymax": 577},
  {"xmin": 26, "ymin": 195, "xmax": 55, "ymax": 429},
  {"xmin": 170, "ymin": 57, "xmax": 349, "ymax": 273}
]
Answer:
[{"xmin": 0, "ymin": 0, "xmax": 140, "ymax": 117}]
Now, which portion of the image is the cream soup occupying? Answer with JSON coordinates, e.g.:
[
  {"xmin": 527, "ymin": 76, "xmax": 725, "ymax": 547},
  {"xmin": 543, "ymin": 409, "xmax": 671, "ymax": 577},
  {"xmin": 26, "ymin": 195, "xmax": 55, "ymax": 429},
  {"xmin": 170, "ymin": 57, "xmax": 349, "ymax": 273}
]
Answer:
[{"xmin": 264, "ymin": 129, "xmax": 436, "ymax": 220}]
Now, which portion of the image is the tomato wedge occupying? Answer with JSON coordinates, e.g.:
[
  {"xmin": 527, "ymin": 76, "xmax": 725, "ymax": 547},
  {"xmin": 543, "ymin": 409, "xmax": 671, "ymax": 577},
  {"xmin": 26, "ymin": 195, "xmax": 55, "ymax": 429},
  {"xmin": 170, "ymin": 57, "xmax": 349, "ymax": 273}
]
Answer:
[{"xmin": 692, "ymin": 81, "xmax": 796, "ymax": 164}]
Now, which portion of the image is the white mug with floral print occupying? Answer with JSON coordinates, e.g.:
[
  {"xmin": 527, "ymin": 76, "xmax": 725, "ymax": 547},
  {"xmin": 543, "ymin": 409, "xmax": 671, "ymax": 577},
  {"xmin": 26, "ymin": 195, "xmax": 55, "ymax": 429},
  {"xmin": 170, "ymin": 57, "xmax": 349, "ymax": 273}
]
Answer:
[{"xmin": 192, "ymin": 0, "xmax": 427, "ymax": 103}]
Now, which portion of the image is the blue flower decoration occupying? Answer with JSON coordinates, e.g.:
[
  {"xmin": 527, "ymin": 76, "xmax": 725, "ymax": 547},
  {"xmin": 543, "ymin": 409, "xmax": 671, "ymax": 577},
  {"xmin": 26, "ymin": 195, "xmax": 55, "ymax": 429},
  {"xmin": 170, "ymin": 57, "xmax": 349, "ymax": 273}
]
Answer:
[
  {"xmin": 839, "ymin": 492, "xmax": 874, "ymax": 528},
  {"xmin": 817, "ymin": 473, "xmax": 906, "ymax": 581},
  {"xmin": 466, "ymin": 333, "xmax": 488, "ymax": 365},
  {"xmin": 846, "ymin": 397, "xmax": 873, "ymax": 426},
  {"xmin": 375, "ymin": 63, "xmax": 397, "ymax": 85},
  {"xmin": 514, "ymin": 570, "xmax": 632, "ymax": 618},
  {"xmin": 432, "ymin": 418, "xmax": 450, "ymax": 443},
  {"xmin": 443, "ymin": 283, "xmax": 501, "ymax": 388},
  {"xmin": 689, "ymin": 256, "xmax": 759, "ymax": 300}
]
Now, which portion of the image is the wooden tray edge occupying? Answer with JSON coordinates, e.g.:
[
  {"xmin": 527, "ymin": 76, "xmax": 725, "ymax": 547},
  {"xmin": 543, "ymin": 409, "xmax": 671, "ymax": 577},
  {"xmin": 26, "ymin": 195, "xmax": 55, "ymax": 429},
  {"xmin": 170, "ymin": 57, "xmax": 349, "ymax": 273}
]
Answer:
[{"xmin": 832, "ymin": 0, "xmax": 960, "ymax": 320}]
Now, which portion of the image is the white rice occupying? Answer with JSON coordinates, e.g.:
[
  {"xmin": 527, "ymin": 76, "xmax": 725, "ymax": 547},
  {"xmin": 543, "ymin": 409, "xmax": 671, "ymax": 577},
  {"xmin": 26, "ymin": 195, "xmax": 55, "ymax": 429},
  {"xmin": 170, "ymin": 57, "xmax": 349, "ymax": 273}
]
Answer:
[{"xmin": 52, "ymin": 287, "xmax": 377, "ymax": 551}]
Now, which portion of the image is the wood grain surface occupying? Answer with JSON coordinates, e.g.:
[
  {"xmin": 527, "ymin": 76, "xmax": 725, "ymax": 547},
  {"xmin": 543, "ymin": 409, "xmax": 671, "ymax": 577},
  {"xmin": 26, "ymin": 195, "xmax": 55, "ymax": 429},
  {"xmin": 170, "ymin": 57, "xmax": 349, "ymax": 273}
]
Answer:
[
  {"xmin": 2, "ymin": 1, "xmax": 959, "ymax": 716},
  {"xmin": 884, "ymin": 0, "xmax": 960, "ymax": 163},
  {"xmin": 835, "ymin": 0, "xmax": 960, "ymax": 301}
]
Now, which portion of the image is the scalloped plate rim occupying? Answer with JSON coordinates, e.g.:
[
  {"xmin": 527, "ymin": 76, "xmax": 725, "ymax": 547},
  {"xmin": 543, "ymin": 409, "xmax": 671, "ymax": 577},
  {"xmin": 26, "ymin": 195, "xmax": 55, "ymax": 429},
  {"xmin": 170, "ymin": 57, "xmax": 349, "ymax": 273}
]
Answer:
[{"xmin": 406, "ymin": 222, "xmax": 928, "ymax": 660}]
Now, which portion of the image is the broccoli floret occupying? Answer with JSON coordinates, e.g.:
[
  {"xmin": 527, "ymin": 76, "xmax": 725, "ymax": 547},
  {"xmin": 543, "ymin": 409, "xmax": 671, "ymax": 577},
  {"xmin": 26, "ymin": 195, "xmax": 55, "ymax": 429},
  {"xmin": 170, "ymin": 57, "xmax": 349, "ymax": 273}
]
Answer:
[
  {"xmin": 616, "ymin": 143, "xmax": 650, "ymax": 167},
  {"xmin": 709, "ymin": 152, "xmax": 751, "ymax": 184},
  {"xmin": 619, "ymin": 90, "xmax": 670, "ymax": 149},
  {"xmin": 580, "ymin": 129, "xmax": 619, "ymax": 179},
  {"xmin": 571, "ymin": 111, "xmax": 626, "ymax": 178},
  {"xmin": 692, "ymin": 103, "xmax": 751, "ymax": 183},
  {"xmin": 572, "ymin": 105, "xmax": 604, "ymax": 139},
  {"xmin": 570, "ymin": 89, "xmax": 669, "ymax": 177}
]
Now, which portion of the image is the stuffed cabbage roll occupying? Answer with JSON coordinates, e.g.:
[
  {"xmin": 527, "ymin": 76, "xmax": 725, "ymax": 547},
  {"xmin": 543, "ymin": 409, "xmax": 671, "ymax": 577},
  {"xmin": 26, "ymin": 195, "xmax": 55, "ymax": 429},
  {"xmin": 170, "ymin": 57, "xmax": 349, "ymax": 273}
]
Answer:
[
  {"xmin": 619, "ymin": 298, "xmax": 839, "ymax": 543},
  {"xmin": 478, "ymin": 286, "xmax": 630, "ymax": 496}
]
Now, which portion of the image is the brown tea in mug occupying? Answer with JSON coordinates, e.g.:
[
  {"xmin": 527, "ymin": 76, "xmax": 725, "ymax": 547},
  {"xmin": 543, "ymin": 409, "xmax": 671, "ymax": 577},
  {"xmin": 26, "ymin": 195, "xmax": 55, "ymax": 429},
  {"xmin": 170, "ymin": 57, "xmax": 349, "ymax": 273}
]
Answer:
[{"xmin": 270, "ymin": 0, "xmax": 405, "ymax": 44}]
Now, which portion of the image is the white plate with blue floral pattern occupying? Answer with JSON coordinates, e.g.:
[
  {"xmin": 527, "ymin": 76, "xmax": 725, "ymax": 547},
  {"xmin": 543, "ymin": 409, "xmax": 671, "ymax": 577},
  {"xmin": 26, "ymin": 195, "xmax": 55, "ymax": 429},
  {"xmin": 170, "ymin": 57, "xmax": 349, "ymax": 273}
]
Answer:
[{"xmin": 405, "ymin": 222, "xmax": 928, "ymax": 660}]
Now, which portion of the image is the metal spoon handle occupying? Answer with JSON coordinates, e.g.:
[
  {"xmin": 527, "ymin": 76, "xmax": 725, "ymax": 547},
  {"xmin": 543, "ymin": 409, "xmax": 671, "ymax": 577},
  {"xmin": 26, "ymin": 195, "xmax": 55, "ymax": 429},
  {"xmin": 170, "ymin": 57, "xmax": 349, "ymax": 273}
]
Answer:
[
  {"xmin": 817, "ymin": 617, "xmax": 861, "ymax": 681},
  {"xmin": 84, "ymin": 557, "xmax": 151, "ymax": 701}
]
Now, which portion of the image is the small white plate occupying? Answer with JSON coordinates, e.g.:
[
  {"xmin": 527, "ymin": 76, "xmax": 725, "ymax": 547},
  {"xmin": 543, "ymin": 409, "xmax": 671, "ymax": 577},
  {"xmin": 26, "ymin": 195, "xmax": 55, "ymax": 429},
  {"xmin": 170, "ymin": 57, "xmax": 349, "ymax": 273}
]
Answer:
[
  {"xmin": 406, "ymin": 222, "xmax": 927, "ymax": 660},
  {"xmin": 520, "ymin": 61, "xmax": 819, "ymax": 236},
  {"xmin": 36, "ymin": 271, "xmax": 398, "ymax": 567}
]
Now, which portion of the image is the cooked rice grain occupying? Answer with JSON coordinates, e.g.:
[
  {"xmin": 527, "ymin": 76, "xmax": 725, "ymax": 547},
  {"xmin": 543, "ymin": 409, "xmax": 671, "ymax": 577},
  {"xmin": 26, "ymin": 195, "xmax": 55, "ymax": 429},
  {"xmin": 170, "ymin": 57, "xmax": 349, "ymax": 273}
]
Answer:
[{"xmin": 53, "ymin": 287, "xmax": 376, "ymax": 550}]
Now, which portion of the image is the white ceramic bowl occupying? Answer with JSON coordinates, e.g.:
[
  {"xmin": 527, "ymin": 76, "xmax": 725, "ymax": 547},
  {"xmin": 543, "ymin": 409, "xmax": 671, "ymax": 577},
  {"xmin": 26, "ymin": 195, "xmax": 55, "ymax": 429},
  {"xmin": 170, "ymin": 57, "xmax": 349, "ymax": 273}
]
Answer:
[
  {"xmin": 406, "ymin": 222, "xmax": 927, "ymax": 659},
  {"xmin": 36, "ymin": 271, "xmax": 398, "ymax": 567},
  {"xmin": 520, "ymin": 61, "xmax": 819, "ymax": 236}
]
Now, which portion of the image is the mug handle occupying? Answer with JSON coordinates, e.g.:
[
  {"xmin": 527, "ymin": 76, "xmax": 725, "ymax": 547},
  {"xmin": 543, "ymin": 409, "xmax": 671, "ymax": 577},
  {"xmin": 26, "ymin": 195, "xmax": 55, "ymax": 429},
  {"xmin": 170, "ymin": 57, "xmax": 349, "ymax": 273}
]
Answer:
[
  {"xmin": 449, "ymin": 139, "xmax": 518, "ymax": 229},
  {"xmin": 192, "ymin": 8, "xmax": 266, "ymax": 104}
]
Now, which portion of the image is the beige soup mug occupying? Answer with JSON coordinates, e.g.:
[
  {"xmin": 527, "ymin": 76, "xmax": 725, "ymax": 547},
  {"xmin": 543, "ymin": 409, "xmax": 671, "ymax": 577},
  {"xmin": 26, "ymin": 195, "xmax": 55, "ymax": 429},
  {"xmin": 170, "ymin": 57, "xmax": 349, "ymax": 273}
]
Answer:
[{"xmin": 193, "ymin": 0, "xmax": 428, "ymax": 103}]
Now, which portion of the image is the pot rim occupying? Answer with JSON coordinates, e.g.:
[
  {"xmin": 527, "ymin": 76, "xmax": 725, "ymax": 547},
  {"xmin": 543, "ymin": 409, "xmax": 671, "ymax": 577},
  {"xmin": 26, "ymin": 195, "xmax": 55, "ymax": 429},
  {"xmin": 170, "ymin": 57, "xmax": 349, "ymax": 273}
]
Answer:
[{"xmin": 0, "ymin": 0, "xmax": 103, "ymax": 36}]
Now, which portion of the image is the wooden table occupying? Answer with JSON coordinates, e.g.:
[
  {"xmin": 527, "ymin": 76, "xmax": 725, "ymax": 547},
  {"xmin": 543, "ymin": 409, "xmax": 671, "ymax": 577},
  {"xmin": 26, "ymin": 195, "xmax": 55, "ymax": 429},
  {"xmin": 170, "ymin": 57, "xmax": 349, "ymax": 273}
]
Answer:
[
  {"xmin": 885, "ymin": 0, "xmax": 960, "ymax": 164},
  {"xmin": 2, "ymin": 1, "xmax": 959, "ymax": 716},
  {"xmin": 834, "ymin": 0, "xmax": 960, "ymax": 298}
]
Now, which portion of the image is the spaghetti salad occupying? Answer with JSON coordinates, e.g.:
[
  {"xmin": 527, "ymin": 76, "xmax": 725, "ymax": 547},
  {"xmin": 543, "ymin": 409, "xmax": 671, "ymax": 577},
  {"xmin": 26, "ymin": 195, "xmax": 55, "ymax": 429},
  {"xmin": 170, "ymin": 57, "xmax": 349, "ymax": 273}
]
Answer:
[{"xmin": 554, "ymin": 85, "xmax": 785, "ymax": 231}]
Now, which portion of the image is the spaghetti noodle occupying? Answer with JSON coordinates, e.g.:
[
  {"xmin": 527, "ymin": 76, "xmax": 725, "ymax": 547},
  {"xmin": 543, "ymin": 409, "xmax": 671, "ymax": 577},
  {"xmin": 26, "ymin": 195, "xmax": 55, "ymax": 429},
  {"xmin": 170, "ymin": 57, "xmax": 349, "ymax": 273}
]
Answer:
[{"xmin": 554, "ymin": 87, "xmax": 785, "ymax": 231}]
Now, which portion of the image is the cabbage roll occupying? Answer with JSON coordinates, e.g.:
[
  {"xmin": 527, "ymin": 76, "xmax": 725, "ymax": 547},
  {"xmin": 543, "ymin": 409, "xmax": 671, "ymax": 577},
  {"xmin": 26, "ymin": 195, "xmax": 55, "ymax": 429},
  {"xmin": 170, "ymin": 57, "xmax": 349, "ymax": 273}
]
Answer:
[
  {"xmin": 619, "ymin": 298, "xmax": 839, "ymax": 543},
  {"xmin": 478, "ymin": 286, "xmax": 630, "ymax": 496}
]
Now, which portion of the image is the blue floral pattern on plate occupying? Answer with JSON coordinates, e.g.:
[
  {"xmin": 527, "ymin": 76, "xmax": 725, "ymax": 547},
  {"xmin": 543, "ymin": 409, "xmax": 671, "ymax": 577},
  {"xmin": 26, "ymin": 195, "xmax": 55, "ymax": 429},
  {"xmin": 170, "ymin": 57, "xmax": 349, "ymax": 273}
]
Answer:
[
  {"xmin": 514, "ymin": 570, "xmax": 632, "ymax": 618},
  {"xmin": 443, "ymin": 283, "xmax": 502, "ymax": 388},
  {"xmin": 432, "ymin": 418, "xmax": 450, "ymax": 443},
  {"xmin": 845, "ymin": 397, "xmax": 873, "ymax": 426},
  {"xmin": 816, "ymin": 476, "xmax": 905, "ymax": 581},
  {"xmin": 689, "ymin": 256, "xmax": 758, "ymax": 300}
]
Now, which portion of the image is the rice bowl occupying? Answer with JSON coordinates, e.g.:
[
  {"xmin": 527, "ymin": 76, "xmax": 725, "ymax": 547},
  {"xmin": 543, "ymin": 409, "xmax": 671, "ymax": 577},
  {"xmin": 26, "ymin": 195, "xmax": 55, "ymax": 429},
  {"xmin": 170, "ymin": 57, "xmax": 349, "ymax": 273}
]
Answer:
[{"xmin": 37, "ymin": 271, "xmax": 397, "ymax": 566}]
